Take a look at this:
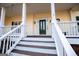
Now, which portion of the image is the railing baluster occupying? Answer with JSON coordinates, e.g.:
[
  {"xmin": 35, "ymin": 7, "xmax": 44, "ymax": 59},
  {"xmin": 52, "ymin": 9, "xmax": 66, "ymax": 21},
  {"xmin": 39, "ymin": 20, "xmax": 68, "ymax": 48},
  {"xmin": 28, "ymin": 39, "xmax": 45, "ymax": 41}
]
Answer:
[
  {"xmin": 2, "ymin": 38, "xmax": 6, "ymax": 54},
  {"xmin": 0, "ymin": 41, "xmax": 1, "ymax": 49},
  {"xmin": 6, "ymin": 36, "xmax": 9, "ymax": 52},
  {"xmin": 9, "ymin": 36, "xmax": 11, "ymax": 49},
  {"xmin": 0, "ymin": 24, "xmax": 22, "ymax": 55},
  {"xmin": 74, "ymin": 23, "xmax": 75, "ymax": 36},
  {"xmin": 58, "ymin": 21, "xmax": 79, "ymax": 37},
  {"xmin": 12, "ymin": 41, "xmax": 14, "ymax": 46},
  {"xmin": 70, "ymin": 23, "xmax": 72, "ymax": 36},
  {"xmin": 75, "ymin": 22, "xmax": 77, "ymax": 36}
]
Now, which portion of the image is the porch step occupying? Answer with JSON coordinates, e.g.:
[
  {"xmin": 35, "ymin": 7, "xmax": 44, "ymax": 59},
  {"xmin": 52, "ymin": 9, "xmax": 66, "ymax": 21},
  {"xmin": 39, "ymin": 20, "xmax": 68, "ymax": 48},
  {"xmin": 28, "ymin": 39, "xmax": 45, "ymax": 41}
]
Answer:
[
  {"xmin": 23, "ymin": 37, "xmax": 54, "ymax": 41},
  {"xmin": 10, "ymin": 37, "xmax": 57, "ymax": 56},
  {"xmin": 27, "ymin": 35, "xmax": 51, "ymax": 38},
  {"xmin": 10, "ymin": 52, "xmax": 29, "ymax": 56},
  {"xmin": 0, "ymin": 54, "xmax": 6, "ymax": 56}
]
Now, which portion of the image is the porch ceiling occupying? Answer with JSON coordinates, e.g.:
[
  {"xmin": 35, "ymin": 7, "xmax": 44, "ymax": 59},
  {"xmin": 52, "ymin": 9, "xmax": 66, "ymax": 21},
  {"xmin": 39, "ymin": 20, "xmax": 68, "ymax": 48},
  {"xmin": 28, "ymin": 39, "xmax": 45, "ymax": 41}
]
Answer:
[{"xmin": 0, "ymin": 3, "xmax": 78, "ymax": 17}]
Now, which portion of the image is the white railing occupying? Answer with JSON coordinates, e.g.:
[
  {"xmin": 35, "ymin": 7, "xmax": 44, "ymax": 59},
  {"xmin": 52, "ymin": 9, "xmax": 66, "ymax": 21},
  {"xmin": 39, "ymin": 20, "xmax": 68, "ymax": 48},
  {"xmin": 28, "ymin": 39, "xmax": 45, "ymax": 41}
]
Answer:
[
  {"xmin": 58, "ymin": 21, "xmax": 79, "ymax": 37},
  {"xmin": 52, "ymin": 21, "xmax": 77, "ymax": 56},
  {"xmin": 0, "ymin": 25, "xmax": 21, "ymax": 36},
  {"xmin": 0, "ymin": 24, "xmax": 22, "ymax": 55}
]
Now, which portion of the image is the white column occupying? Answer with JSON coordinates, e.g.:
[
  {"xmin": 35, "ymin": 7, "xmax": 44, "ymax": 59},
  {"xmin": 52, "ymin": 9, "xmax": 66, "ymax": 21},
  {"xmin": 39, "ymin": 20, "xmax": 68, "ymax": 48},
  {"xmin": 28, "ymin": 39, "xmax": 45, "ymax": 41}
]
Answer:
[
  {"xmin": 51, "ymin": 3, "xmax": 56, "ymax": 22},
  {"xmin": 0, "ymin": 7, "xmax": 5, "ymax": 47},
  {"xmin": 0, "ymin": 7, "xmax": 5, "ymax": 35},
  {"xmin": 51, "ymin": 3, "xmax": 57, "ymax": 37},
  {"xmin": 21, "ymin": 3, "xmax": 26, "ymax": 38},
  {"xmin": 51, "ymin": 3, "xmax": 63, "ymax": 56},
  {"xmin": 0, "ymin": 7, "xmax": 5, "ymax": 26}
]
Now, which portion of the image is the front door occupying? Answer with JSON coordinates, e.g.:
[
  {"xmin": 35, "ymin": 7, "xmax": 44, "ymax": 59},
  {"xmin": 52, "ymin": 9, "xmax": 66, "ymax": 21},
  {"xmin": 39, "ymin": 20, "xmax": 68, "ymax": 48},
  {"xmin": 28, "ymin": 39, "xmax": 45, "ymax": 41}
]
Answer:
[{"xmin": 39, "ymin": 20, "xmax": 46, "ymax": 35}]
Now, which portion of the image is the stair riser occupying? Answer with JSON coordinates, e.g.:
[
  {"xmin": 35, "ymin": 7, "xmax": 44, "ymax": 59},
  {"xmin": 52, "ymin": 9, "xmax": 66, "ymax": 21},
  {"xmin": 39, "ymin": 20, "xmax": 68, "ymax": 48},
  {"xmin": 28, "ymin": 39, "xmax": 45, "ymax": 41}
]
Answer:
[
  {"xmin": 17, "ymin": 44, "xmax": 56, "ymax": 50},
  {"xmin": 19, "ymin": 41, "xmax": 55, "ymax": 47},
  {"xmin": 14, "ymin": 46, "xmax": 57, "ymax": 54},
  {"xmin": 11, "ymin": 49, "xmax": 57, "ymax": 56},
  {"xmin": 10, "ymin": 52, "xmax": 28, "ymax": 56},
  {"xmin": 23, "ymin": 38, "xmax": 54, "ymax": 41}
]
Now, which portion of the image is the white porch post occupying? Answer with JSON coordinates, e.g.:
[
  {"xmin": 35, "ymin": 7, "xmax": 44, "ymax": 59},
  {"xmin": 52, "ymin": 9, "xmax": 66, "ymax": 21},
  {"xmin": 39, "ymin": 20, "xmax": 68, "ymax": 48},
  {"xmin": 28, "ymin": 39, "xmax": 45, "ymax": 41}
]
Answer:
[
  {"xmin": 51, "ymin": 3, "xmax": 57, "ymax": 38},
  {"xmin": 51, "ymin": 3, "xmax": 63, "ymax": 56},
  {"xmin": 0, "ymin": 7, "xmax": 5, "ymax": 50},
  {"xmin": 0, "ymin": 7, "xmax": 5, "ymax": 26},
  {"xmin": 21, "ymin": 3, "xmax": 26, "ymax": 38},
  {"xmin": 0, "ymin": 7, "xmax": 5, "ymax": 34}
]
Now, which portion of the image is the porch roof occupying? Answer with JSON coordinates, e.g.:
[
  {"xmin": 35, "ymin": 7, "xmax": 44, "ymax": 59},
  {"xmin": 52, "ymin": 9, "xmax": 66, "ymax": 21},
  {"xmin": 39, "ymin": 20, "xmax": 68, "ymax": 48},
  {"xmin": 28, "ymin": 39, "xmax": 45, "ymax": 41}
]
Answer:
[{"xmin": 0, "ymin": 3, "xmax": 79, "ymax": 17}]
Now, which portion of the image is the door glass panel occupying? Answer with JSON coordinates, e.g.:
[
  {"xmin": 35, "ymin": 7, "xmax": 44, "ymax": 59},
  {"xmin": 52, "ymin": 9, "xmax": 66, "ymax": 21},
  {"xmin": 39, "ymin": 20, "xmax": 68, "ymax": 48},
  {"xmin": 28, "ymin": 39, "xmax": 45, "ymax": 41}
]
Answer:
[
  {"xmin": 41, "ymin": 21, "xmax": 42, "ymax": 30},
  {"xmin": 43, "ymin": 21, "xmax": 45, "ymax": 30}
]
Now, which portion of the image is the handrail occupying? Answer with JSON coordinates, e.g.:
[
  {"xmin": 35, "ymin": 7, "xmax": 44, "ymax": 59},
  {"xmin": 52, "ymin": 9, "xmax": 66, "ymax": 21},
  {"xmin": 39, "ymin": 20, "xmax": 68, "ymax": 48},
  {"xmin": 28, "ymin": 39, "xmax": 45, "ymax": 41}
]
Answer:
[
  {"xmin": 58, "ymin": 21, "xmax": 79, "ymax": 23},
  {"xmin": 0, "ymin": 24, "xmax": 22, "ymax": 41},
  {"xmin": 0, "ymin": 25, "xmax": 19, "ymax": 28},
  {"xmin": 58, "ymin": 21, "xmax": 79, "ymax": 37},
  {"xmin": 0, "ymin": 23, "xmax": 22, "ymax": 55},
  {"xmin": 0, "ymin": 25, "xmax": 21, "ymax": 35},
  {"xmin": 52, "ymin": 21, "xmax": 77, "ymax": 56}
]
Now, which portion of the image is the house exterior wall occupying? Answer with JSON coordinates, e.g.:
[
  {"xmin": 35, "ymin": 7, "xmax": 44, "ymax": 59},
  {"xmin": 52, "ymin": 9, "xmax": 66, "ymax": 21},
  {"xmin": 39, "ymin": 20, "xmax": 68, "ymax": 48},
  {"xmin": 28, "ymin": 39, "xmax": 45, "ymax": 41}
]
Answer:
[
  {"xmin": 33, "ymin": 12, "xmax": 51, "ymax": 35},
  {"xmin": 5, "ymin": 10, "xmax": 73, "ymax": 35},
  {"xmin": 71, "ymin": 11, "xmax": 79, "ymax": 21},
  {"xmin": 5, "ymin": 16, "xmax": 22, "ymax": 26},
  {"xmin": 5, "ymin": 13, "xmax": 34, "ymax": 35},
  {"xmin": 56, "ymin": 10, "xmax": 71, "ymax": 21}
]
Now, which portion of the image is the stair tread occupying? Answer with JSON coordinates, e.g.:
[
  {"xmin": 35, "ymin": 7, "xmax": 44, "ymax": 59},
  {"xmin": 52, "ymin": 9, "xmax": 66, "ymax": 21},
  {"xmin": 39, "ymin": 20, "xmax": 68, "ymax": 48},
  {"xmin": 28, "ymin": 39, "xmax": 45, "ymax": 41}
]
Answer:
[
  {"xmin": 19, "ymin": 41, "xmax": 55, "ymax": 47},
  {"xmin": 27, "ymin": 36, "xmax": 52, "ymax": 38},
  {"xmin": 17, "ymin": 44, "xmax": 56, "ymax": 49},
  {"xmin": 0, "ymin": 54, "xmax": 6, "ymax": 56},
  {"xmin": 23, "ymin": 38, "xmax": 54, "ymax": 41},
  {"xmin": 10, "ymin": 52, "xmax": 29, "ymax": 56},
  {"xmin": 13, "ymin": 46, "xmax": 57, "ymax": 54},
  {"xmin": 11, "ymin": 49, "xmax": 57, "ymax": 56},
  {"xmin": 21, "ymin": 40, "xmax": 55, "ymax": 43}
]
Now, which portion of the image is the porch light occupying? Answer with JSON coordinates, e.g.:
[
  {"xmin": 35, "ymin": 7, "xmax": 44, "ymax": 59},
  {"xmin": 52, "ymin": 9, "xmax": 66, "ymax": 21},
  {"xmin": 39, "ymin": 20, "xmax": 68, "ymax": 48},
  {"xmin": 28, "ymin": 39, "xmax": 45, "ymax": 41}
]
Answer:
[
  {"xmin": 56, "ymin": 18, "xmax": 60, "ymax": 22},
  {"xmin": 34, "ymin": 21, "xmax": 36, "ymax": 24},
  {"xmin": 50, "ymin": 20, "xmax": 51, "ymax": 23}
]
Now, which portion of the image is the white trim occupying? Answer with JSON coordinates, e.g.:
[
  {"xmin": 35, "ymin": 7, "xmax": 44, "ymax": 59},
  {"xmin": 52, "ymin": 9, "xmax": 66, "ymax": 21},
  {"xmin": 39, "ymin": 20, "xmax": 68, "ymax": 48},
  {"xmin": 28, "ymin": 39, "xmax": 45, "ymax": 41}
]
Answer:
[
  {"xmin": 67, "ymin": 38, "xmax": 79, "ymax": 44},
  {"xmin": 38, "ymin": 18, "xmax": 48, "ymax": 35}
]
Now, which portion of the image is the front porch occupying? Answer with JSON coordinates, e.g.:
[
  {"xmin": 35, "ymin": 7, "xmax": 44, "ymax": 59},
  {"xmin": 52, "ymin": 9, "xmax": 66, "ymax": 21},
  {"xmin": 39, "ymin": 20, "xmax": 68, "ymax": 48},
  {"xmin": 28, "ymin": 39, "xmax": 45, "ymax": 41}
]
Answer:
[
  {"xmin": 0, "ymin": 3, "xmax": 78, "ymax": 56},
  {"xmin": 0, "ymin": 3, "xmax": 79, "ymax": 37}
]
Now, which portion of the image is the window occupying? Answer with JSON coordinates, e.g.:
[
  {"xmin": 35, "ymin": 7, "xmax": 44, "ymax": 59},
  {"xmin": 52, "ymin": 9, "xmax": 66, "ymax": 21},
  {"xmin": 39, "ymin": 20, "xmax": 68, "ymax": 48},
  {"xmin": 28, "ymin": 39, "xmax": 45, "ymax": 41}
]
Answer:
[
  {"xmin": 11, "ymin": 21, "xmax": 21, "ymax": 33},
  {"xmin": 11, "ymin": 21, "xmax": 21, "ymax": 26},
  {"xmin": 76, "ymin": 16, "xmax": 79, "ymax": 32}
]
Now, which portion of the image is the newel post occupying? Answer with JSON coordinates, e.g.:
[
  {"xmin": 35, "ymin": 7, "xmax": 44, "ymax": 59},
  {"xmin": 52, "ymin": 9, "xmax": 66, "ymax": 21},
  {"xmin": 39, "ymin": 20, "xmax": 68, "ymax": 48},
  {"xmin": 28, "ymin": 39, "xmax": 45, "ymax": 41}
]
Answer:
[{"xmin": 51, "ymin": 3, "xmax": 63, "ymax": 56}]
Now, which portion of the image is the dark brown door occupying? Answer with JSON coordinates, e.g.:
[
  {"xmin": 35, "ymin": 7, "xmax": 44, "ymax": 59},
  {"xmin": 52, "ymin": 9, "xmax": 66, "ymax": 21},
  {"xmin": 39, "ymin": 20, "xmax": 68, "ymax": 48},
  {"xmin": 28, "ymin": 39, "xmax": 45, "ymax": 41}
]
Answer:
[{"xmin": 39, "ymin": 20, "xmax": 46, "ymax": 34}]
